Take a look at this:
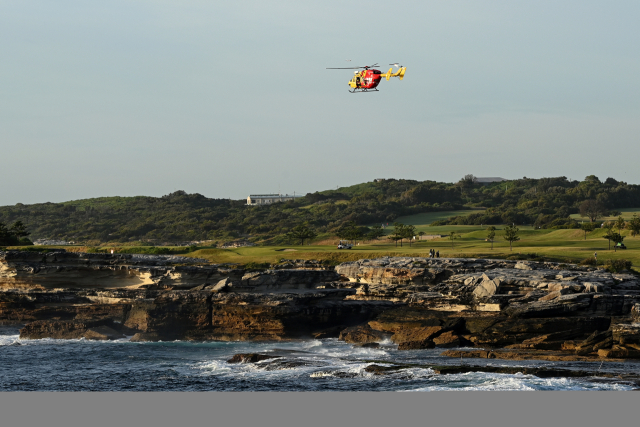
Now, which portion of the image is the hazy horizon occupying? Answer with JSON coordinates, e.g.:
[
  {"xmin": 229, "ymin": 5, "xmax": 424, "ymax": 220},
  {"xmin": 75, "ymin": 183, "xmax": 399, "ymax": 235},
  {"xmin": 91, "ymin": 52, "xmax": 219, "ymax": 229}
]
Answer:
[{"xmin": 2, "ymin": 1, "xmax": 639, "ymax": 206}]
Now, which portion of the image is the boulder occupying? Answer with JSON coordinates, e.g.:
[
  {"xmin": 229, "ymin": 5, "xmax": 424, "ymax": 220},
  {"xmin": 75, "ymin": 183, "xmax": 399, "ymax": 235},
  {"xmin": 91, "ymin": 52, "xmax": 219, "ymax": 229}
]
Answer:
[
  {"xmin": 515, "ymin": 262, "xmax": 534, "ymax": 271},
  {"xmin": 583, "ymin": 282, "xmax": 604, "ymax": 293},
  {"xmin": 473, "ymin": 278, "xmax": 502, "ymax": 299},
  {"xmin": 632, "ymin": 304, "xmax": 640, "ymax": 322},
  {"xmin": 208, "ymin": 278, "xmax": 233, "ymax": 292},
  {"xmin": 338, "ymin": 325, "xmax": 387, "ymax": 344}
]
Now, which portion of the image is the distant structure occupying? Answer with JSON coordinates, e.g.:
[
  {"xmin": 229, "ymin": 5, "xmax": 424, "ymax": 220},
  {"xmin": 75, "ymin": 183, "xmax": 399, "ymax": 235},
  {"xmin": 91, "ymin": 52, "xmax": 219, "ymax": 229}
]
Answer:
[
  {"xmin": 33, "ymin": 239, "xmax": 73, "ymax": 246},
  {"xmin": 417, "ymin": 235, "xmax": 446, "ymax": 241},
  {"xmin": 373, "ymin": 178, "xmax": 387, "ymax": 183},
  {"xmin": 247, "ymin": 194, "xmax": 303, "ymax": 205},
  {"xmin": 475, "ymin": 177, "xmax": 507, "ymax": 185},
  {"xmin": 219, "ymin": 240, "xmax": 256, "ymax": 248}
]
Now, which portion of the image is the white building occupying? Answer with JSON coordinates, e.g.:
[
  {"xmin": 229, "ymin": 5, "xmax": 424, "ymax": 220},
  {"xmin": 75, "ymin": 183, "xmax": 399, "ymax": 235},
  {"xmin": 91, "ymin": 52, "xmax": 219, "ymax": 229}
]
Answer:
[
  {"xmin": 475, "ymin": 177, "xmax": 507, "ymax": 185},
  {"xmin": 246, "ymin": 194, "xmax": 304, "ymax": 205}
]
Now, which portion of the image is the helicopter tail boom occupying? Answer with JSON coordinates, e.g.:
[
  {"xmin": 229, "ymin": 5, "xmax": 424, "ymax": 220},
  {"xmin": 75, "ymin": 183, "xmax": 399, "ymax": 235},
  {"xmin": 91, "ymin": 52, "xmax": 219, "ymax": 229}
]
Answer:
[{"xmin": 382, "ymin": 67, "xmax": 407, "ymax": 81}]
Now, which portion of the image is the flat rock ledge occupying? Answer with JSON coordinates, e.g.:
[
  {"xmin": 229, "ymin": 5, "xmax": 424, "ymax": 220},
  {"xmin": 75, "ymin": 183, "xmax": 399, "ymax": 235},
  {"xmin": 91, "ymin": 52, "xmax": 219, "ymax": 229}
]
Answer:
[{"xmin": 3, "ymin": 252, "xmax": 640, "ymax": 362}]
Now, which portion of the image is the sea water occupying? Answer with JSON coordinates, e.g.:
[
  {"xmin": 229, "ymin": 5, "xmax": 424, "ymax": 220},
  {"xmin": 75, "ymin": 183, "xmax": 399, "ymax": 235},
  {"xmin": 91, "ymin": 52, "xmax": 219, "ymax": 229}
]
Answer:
[{"xmin": 0, "ymin": 326, "xmax": 636, "ymax": 391}]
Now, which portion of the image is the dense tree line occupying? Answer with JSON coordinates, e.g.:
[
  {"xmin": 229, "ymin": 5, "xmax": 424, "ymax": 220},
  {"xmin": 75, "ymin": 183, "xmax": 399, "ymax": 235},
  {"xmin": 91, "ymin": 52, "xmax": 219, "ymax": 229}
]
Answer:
[
  {"xmin": 0, "ymin": 221, "xmax": 31, "ymax": 246},
  {"xmin": 1, "ymin": 176, "xmax": 639, "ymax": 245},
  {"xmin": 432, "ymin": 175, "xmax": 640, "ymax": 228}
]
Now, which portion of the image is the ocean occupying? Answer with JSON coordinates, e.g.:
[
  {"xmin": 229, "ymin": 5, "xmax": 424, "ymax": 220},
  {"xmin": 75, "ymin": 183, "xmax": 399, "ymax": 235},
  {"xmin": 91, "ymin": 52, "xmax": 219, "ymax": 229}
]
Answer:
[{"xmin": 0, "ymin": 326, "xmax": 636, "ymax": 391}]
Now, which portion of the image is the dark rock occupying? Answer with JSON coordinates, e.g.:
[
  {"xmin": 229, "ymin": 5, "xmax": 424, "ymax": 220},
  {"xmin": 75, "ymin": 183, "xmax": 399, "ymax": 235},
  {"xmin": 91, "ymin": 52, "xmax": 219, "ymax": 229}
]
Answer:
[
  {"xmin": 433, "ymin": 331, "xmax": 466, "ymax": 348},
  {"xmin": 598, "ymin": 345, "xmax": 640, "ymax": 359},
  {"xmin": 83, "ymin": 325, "xmax": 125, "ymax": 340},
  {"xmin": 391, "ymin": 326, "xmax": 443, "ymax": 344},
  {"xmin": 226, "ymin": 353, "xmax": 277, "ymax": 364},
  {"xmin": 339, "ymin": 325, "xmax": 387, "ymax": 344},
  {"xmin": 358, "ymin": 342, "xmax": 380, "ymax": 348},
  {"xmin": 19, "ymin": 319, "xmax": 120, "ymax": 340},
  {"xmin": 364, "ymin": 364, "xmax": 403, "ymax": 375},
  {"xmin": 129, "ymin": 332, "xmax": 162, "ymax": 342},
  {"xmin": 398, "ymin": 339, "xmax": 435, "ymax": 350}
]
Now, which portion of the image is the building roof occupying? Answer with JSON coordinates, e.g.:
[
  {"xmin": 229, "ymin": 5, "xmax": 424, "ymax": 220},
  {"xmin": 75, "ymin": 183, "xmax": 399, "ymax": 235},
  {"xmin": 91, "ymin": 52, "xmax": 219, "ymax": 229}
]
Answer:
[
  {"xmin": 248, "ymin": 194, "xmax": 303, "ymax": 199},
  {"xmin": 475, "ymin": 177, "xmax": 507, "ymax": 183}
]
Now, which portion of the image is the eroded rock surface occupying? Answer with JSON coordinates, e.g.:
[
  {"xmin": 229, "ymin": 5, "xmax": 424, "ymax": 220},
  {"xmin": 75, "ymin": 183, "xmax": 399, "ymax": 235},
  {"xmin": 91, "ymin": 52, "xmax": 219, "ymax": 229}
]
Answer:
[{"xmin": 4, "ymin": 252, "xmax": 640, "ymax": 361}]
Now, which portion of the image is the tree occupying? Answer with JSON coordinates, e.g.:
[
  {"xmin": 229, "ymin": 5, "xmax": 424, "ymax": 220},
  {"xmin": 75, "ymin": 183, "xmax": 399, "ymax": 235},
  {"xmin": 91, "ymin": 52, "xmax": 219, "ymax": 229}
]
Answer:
[
  {"xmin": 581, "ymin": 222, "xmax": 595, "ymax": 240},
  {"xmin": 486, "ymin": 226, "xmax": 496, "ymax": 249},
  {"xmin": 503, "ymin": 225, "xmax": 520, "ymax": 251},
  {"xmin": 0, "ymin": 221, "xmax": 12, "ymax": 245},
  {"xmin": 448, "ymin": 231, "xmax": 460, "ymax": 248},
  {"xmin": 628, "ymin": 214, "xmax": 640, "ymax": 237},
  {"xmin": 579, "ymin": 199, "xmax": 606, "ymax": 222},
  {"xmin": 615, "ymin": 216, "xmax": 626, "ymax": 235},
  {"xmin": 287, "ymin": 224, "xmax": 317, "ymax": 246},
  {"xmin": 10, "ymin": 221, "xmax": 30, "ymax": 239},
  {"xmin": 366, "ymin": 225, "xmax": 384, "ymax": 242},
  {"xmin": 392, "ymin": 222, "xmax": 405, "ymax": 247},
  {"xmin": 611, "ymin": 232, "xmax": 624, "ymax": 252},
  {"xmin": 403, "ymin": 225, "xmax": 417, "ymax": 247},
  {"xmin": 602, "ymin": 221, "xmax": 615, "ymax": 250},
  {"xmin": 459, "ymin": 174, "xmax": 477, "ymax": 187}
]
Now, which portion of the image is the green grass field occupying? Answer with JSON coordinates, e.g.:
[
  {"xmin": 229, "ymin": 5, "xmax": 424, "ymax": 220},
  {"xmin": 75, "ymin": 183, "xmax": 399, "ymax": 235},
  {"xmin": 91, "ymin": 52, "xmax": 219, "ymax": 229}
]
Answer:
[
  {"xmin": 15, "ymin": 207, "xmax": 640, "ymax": 272},
  {"xmin": 569, "ymin": 207, "xmax": 640, "ymax": 221},
  {"xmin": 178, "ymin": 225, "xmax": 640, "ymax": 272}
]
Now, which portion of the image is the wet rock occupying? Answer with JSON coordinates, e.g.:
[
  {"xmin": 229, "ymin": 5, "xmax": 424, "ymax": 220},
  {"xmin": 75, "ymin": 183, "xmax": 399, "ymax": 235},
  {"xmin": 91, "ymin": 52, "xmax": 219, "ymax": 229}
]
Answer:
[
  {"xmin": 357, "ymin": 342, "xmax": 380, "ymax": 348},
  {"xmin": 312, "ymin": 326, "xmax": 343, "ymax": 339},
  {"xmin": 364, "ymin": 364, "xmax": 403, "ymax": 375},
  {"xmin": 19, "ymin": 319, "xmax": 122, "ymax": 340},
  {"xmin": 83, "ymin": 325, "xmax": 125, "ymax": 340},
  {"xmin": 129, "ymin": 332, "xmax": 162, "ymax": 342},
  {"xmin": 397, "ymin": 340, "xmax": 435, "ymax": 350},
  {"xmin": 226, "ymin": 353, "xmax": 277, "ymax": 364},
  {"xmin": 339, "ymin": 325, "xmax": 387, "ymax": 344}
]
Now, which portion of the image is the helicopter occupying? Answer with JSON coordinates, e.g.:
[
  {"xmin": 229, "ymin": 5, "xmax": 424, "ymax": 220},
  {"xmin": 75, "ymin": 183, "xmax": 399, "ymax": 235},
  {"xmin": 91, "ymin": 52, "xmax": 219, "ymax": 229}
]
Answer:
[{"xmin": 326, "ymin": 63, "xmax": 406, "ymax": 93}]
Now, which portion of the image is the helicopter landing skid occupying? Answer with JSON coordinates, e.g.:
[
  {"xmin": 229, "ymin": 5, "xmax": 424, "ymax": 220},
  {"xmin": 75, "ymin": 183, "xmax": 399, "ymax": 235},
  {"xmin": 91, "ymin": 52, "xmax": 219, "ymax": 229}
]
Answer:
[{"xmin": 349, "ymin": 88, "xmax": 379, "ymax": 93}]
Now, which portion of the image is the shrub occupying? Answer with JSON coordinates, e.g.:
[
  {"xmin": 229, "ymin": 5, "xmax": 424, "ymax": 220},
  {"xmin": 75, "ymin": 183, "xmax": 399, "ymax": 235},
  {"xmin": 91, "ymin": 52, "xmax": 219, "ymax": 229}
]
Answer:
[
  {"xmin": 579, "ymin": 257, "xmax": 597, "ymax": 266},
  {"xmin": 605, "ymin": 259, "xmax": 632, "ymax": 273},
  {"xmin": 243, "ymin": 262, "xmax": 271, "ymax": 271}
]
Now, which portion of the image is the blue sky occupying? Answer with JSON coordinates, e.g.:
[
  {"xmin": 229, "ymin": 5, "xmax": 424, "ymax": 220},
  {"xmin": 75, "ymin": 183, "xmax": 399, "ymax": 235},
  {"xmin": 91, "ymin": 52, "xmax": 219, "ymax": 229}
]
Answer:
[{"xmin": 2, "ymin": 1, "xmax": 639, "ymax": 205}]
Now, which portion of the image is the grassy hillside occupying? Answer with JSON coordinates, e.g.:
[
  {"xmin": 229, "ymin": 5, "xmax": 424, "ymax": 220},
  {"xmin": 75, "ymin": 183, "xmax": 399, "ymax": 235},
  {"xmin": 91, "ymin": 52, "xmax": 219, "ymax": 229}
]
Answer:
[{"xmin": 2, "ymin": 175, "xmax": 640, "ymax": 246}]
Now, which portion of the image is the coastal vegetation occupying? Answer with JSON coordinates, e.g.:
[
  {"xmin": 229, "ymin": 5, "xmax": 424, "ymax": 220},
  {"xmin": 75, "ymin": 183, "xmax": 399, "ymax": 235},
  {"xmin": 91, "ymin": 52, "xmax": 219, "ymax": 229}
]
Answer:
[{"xmin": 1, "ymin": 175, "xmax": 640, "ymax": 249}]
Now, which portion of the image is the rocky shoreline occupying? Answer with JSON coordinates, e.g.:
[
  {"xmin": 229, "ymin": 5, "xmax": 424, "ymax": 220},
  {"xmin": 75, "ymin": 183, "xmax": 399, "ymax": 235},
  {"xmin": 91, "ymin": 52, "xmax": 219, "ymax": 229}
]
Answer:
[{"xmin": 2, "ymin": 250, "xmax": 639, "ymax": 363}]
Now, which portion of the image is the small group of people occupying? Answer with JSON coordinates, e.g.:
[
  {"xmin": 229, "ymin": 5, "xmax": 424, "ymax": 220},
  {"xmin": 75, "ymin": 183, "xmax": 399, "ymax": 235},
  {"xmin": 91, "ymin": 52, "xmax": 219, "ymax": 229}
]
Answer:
[{"xmin": 428, "ymin": 249, "xmax": 439, "ymax": 258}]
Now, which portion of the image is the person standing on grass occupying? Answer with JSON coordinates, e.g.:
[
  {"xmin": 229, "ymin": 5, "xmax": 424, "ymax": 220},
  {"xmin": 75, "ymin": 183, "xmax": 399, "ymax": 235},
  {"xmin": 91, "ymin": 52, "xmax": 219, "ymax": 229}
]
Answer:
[{"xmin": 436, "ymin": 251, "xmax": 439, "ymax": 258}]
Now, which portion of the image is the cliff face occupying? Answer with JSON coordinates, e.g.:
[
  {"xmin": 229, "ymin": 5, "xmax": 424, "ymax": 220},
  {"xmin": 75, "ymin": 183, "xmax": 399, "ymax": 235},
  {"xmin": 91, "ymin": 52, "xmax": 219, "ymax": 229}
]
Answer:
[{"xmin": 3, "ymin": 251, "xmax": 640, "ymax": 360}]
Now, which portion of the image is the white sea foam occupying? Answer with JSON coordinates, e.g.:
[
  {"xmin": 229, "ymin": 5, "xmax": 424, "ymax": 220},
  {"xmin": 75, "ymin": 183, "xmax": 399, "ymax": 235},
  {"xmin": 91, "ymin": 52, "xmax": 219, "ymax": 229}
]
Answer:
[
  {"xmin": 403, "ymin": 371, "xmax": 636, "ymax": 391},
  {"xmin": 0, "ymin": 334, "xmax": 20, "ymax": 346}
]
